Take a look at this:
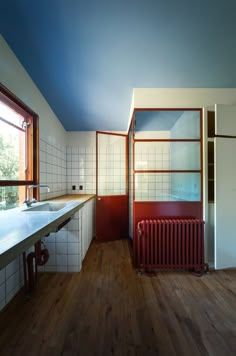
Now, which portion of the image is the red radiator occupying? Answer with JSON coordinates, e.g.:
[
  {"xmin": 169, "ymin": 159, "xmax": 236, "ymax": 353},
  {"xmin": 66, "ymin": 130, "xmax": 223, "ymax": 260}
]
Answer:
[{"xmin": 134, "ymin": 219, "xmax": 207, "ymax": 275}]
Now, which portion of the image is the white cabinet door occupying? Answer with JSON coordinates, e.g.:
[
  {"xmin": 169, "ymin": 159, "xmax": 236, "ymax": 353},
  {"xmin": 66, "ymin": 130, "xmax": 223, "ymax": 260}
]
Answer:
[
  {"xmin": 215, "ymin": 104, "xmax": 236, "ymax": 136},
  {"xmin": 81, "ymin": 198, "xmax": 95, "ymax": 262},
  {"xmin": 215, "ymin": 137, "xmax": 236, "ymax": 269},
  {"xmin": 81, "ymin": 204, "xmax": 88, "ymax": 260}
]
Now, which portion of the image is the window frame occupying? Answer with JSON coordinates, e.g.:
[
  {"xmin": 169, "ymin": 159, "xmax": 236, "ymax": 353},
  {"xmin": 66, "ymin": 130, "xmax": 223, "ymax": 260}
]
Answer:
[
  {"xmin": 132, "ymin": 108, "xmax": 203, "ymax": 202},
  {"xmin": 0, "ymin": 82, "xmax": 39, "ymax": 202}
]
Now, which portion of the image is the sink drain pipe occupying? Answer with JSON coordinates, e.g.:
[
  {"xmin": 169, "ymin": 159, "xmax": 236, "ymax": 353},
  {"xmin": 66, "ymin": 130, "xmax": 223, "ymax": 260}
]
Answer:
[
  {"xmin": 23, "ymin": 218, "xmax": 71, "ymax": 292},
  {"xmin": 26, "ymin": 238, "xmax": 49, "ymax": 292}
]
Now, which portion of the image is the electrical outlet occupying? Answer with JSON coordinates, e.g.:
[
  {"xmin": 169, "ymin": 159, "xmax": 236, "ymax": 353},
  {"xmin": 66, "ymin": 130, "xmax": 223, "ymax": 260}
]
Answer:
[
  {"xmin": 79, "ymin": 185, "xmax": 83, "ymax": 190},
  {"xmin": 72, "ymin": 185, "xmax": 76, "ymax": 190}
]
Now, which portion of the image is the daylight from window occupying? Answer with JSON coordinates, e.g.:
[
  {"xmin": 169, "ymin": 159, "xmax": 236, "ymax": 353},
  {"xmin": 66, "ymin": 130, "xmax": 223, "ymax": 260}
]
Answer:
[{"xmin": 0, "ymin": 100, "xmax": 26, "ymax": 210}]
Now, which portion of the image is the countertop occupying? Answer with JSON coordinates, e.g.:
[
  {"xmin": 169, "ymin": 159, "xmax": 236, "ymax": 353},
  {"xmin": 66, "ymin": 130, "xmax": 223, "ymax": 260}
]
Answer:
[
  {"xmin": 44, "ymin": 194, "xmax": 95, "ymax": 203},
  {"xmin": 0, "ymin": 194, "xmax": 96, "ymax": 269}
]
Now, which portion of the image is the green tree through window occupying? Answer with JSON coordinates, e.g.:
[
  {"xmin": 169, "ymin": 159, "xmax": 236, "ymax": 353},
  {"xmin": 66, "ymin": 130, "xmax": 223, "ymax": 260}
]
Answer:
[{"xmin": 0, "ymin": 133, "xmax": 19, "ymax": 209}]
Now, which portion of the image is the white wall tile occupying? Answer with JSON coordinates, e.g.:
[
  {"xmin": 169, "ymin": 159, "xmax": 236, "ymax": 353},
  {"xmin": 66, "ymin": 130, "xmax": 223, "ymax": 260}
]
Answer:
[
  {"xmin": 0, "ymin": 268, "xmax": 5, "ymax": 285},
  {"xmin": 56, "ymin": 254, "xmax": 67, "ymax": 266},
  {"xmin": 68, "ymin": 255, "xmax": 80, "ymax": 267},
  {"xmin": 56, "ymin": 243, "xmax": 67, "ymax": 255},
  {"xmin": 0, "ymin": 282, "xmax": 5, "ymax": 304},
  {"xmin": 6, "ymin": 258, "xmax": 20, "ymax": 279},
  {"xmin": 57, "ymin": 265, "xmax": 68, "ymax": 272},
  {"xmin": 67, "ymin": 266, "xmax": 81, "ymax": 272},
  {"xmin": 45, "ymin": 242, "xmax": 56, "ymax": 255},
  {"xmin": 6, "ymin": 271, "xmax": 20, "ymax": 295},
  {"xmin": 68, "ymin": 219, "xmax": 79, "ymax": 231},
  {"xmin": 67, "ymin": 231, "xmax": 80, "ymax": 243},
  {"xmin": 0, "ymin": 298, "xmax": 6, "ymax": 311},
  {"xmin": 46, "ymin": 255, "xmax": 56, "ymax": 266},
  {"xmin": 68, "ymin": 243, "xmax": 80, "ymax": 255},
  {"xmin": 56, "ymin": 230, "xmax": 68, "ymax": 242}
]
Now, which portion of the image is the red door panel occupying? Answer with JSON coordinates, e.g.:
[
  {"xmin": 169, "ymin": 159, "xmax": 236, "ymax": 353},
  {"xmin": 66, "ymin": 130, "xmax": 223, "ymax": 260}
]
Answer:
[
  {"xmin": 96, "ymin": 132, "xmax": 128, "ymax": 242},
  {"xmin": 96, "ymin": 196, "xmax": 128, "ymax": 241}
]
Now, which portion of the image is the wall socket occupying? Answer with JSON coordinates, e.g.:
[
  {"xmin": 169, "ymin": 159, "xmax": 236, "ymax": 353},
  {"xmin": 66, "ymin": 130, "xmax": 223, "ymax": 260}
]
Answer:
[
  {"xmin": 72, "ymin": 185, "xmax": 76, "ymax": 190},
  {"xmin": 79, "ymin": 185, "xmax": 83, "ymax": 190}
]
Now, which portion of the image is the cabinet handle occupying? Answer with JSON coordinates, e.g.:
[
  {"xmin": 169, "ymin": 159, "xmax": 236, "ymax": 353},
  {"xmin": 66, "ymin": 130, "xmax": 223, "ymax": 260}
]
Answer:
[{"xmin": 97, "ymin": 197, "xmax": 101, "ymax": 201}]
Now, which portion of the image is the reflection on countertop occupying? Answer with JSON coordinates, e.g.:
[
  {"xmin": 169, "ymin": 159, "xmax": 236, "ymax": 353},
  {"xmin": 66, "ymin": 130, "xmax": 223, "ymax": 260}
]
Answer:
[{"xmin": 0, "ymin": 194, "xmax": 95, "ymax": 269}]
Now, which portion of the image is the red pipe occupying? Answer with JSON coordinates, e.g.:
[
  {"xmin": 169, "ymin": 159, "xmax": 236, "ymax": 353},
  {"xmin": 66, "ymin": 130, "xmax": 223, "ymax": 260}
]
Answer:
[
  {"xmin": 35, "ymin": 240, "xmax": 49, "ymax": 265},
  {"xmin": 26, "ymin": 240, "xmax": 49, "ymax": 291}
]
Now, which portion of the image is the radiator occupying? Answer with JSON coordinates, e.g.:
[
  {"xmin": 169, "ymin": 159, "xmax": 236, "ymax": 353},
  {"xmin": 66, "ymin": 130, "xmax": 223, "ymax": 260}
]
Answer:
[{"xmin": 135, "ymin": 219, "xmax": 207, "ymax": 275}]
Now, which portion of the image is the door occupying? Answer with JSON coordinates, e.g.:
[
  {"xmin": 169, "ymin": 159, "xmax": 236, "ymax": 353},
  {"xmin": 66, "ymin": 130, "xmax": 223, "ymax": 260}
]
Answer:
[
  {"xmin": 96, "ymin": 132, "xmax": 128, "ymax": 241},
  {"xmin": 214, "ymin": 104, "xmax": 236, "ymax": 269}
]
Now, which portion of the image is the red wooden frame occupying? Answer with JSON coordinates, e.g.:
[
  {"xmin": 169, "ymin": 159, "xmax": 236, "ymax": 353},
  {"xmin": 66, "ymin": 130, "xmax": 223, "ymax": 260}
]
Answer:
[
  {"xmin": 96, "ymin": 131, "xmax": 129, "ymax": 241},
  {"xmin": 128, "ymin": 108, "xmax": 203, "ymax": 239},
  {"xmin": 96, "ymin": 131, "xmax": 129, "ymax": 196}
]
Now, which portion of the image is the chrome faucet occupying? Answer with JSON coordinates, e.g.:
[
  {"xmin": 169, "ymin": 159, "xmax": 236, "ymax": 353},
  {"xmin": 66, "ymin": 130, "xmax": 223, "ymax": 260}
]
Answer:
[{"xmin": 24, "ymin": 184, "xmax": 50, "ymax": 207}]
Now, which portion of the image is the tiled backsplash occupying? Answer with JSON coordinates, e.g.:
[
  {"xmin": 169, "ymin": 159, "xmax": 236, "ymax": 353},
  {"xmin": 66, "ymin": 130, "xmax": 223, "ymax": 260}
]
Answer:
[
  {"xmin": 39, "ymin": 137, "xmax": 67, "ymax": 200},
  {"xmin": 39, "ymin": 133, "xmax": 97, "ymax": 199},
  {"xmin": 66, "ymin": 146, "xmax": 96, "ymax": 195}
]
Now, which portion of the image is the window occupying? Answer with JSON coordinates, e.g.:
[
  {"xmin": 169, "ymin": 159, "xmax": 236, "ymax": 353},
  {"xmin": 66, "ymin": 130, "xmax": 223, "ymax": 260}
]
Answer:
[
  {"xmin": 0, "ymin": 83, "xmax": 39, "ymax": 210},
  {"xmin": 133, "ymin": 109, "xmax": 202, "ymax": 202}
]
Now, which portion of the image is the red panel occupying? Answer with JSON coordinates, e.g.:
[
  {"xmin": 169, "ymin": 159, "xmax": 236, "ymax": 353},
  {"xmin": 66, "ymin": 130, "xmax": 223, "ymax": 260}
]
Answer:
[
  {"xmin": 134, "ymin": 201, "xmax": 202, "ymax": 231},
  {"xmin": 96, "ymin": 195, "xmax": 128, "ymax": 241},
  {"xmin": 135, "ymin": 219, "xmax": 205, "ymax": 274}
]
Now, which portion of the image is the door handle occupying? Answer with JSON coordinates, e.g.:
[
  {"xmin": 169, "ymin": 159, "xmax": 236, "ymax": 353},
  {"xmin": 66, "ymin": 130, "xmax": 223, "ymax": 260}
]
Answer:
[{"xmin": 97, "ymin": 197, "xmax": 101, "ymax": 201}]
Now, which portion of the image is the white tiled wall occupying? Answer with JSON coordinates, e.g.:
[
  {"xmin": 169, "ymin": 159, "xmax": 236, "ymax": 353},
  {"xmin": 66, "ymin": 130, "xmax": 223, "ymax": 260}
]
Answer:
[
  {"xmin": 0, "ymin": 257, "xmax": 23, "ymax": 311},
  {"xmin": 66, "ymin": 146, "xmax": 96, "ymax": 195},
  {"xmin": 39, "ymin": 136, "xmax": 67, "ymax": 200},
  {"xmin": 0, "ymin": 245, "xmax": 34, "ymax": 311},
  {"xmin": 66, "ymin": 132, "xmax": 96, "ymax": 195},
  {"xmin": 38, "ymin": 210, "xmax": 82, "ymax": 273}
]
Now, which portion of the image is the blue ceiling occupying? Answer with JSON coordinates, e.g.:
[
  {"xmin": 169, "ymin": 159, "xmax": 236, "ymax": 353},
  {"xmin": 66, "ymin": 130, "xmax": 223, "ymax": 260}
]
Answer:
[{"xmin": 0, "ymin": 0, "xmax": 236, "ymax": 131}]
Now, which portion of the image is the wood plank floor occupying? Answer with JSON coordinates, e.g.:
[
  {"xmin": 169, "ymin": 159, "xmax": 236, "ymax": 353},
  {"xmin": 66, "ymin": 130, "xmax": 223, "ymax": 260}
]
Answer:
[{"xmin": 0, "ymin": 239, "xmax": 235, "ymax": 356}]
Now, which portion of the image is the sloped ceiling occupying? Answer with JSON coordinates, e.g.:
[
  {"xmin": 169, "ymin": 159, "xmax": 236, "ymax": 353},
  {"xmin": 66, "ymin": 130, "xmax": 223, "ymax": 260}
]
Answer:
[{"xmin": 0, "ymin": 0, "xmax": 236, "ymax": 131}]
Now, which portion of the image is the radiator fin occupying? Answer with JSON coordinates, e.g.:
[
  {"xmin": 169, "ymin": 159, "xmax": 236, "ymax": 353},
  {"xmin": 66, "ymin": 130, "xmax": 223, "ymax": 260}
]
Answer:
[{"xmin": 135, "ymin": 219, "xmax": 205, "ymax": 274}]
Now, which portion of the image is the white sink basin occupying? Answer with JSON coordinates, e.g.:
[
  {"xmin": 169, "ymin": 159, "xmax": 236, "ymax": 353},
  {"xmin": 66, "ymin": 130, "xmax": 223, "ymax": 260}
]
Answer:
[{"xmin": 23, "ymin": 202, "xmax": 68, "ymax": 212}]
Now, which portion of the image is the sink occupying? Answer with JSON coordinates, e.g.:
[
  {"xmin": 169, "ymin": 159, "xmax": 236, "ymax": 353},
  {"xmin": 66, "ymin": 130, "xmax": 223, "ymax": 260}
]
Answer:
[{"xmin": 22, "ymin": 202, "xmax": 68, "ymax": 212}]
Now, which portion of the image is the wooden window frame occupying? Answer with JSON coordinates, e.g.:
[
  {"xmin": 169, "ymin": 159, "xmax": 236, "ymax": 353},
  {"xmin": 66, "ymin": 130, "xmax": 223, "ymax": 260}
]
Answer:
[{"xmin": 0, "ymin": 82, "xmax": 39, "ymax": 201}]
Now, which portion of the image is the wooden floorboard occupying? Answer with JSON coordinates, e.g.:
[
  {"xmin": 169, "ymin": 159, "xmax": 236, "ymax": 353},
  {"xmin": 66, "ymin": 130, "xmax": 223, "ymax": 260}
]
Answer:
[{"xmin": 0, "ymin": 239, "xmax": 235, "ymax": 356}]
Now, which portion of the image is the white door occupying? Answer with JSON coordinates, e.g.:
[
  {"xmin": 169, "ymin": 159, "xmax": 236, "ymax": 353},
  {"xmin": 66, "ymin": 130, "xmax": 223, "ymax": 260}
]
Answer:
[{"xmin": 214, "ymin": 104, "xmax": 236, "ymax": 269}]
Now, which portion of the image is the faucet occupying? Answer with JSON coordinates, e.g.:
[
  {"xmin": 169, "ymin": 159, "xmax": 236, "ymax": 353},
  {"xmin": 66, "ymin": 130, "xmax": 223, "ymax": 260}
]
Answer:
[{"xmin": 24, "ymin": 184, "xmax": 50, "ymax": 207}]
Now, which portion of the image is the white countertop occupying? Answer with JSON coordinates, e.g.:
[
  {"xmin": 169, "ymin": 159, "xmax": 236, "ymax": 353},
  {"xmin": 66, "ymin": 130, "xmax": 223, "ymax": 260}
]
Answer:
[{"xmin": 0, "ymin": 198, "xmax": 87, "ymax": 269}]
